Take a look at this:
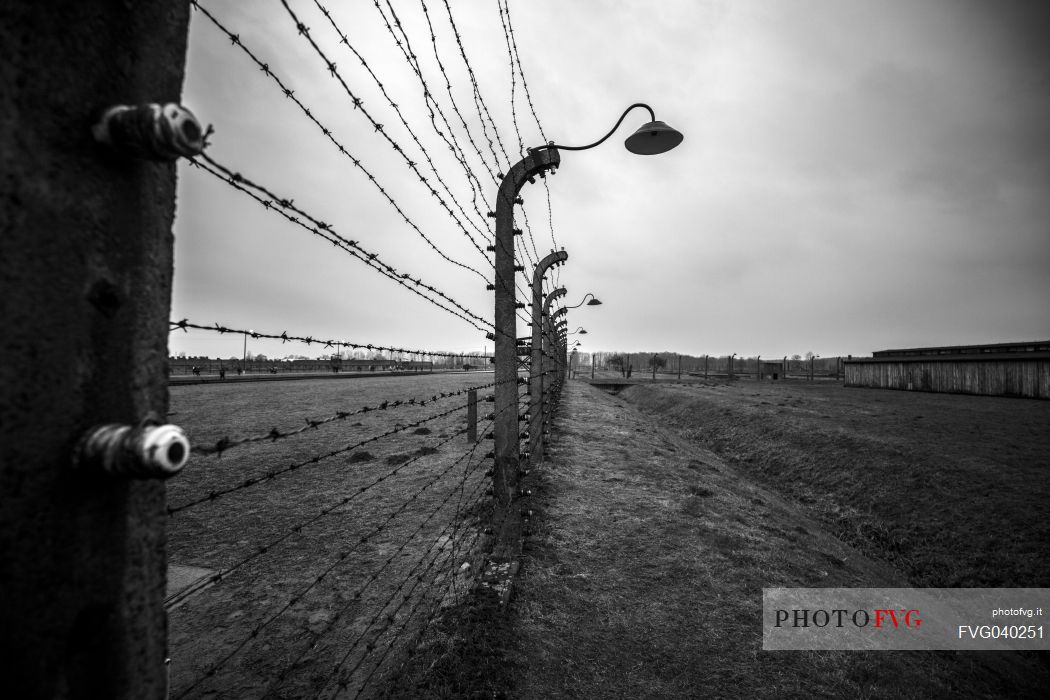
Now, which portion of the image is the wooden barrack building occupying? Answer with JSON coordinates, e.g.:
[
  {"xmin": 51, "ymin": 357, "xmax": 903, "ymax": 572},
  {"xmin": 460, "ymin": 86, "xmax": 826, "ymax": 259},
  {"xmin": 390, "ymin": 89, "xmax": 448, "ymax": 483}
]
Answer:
[{"xmin": 844, "ymin": 341, "xmax": 1050, "ymax": 399}]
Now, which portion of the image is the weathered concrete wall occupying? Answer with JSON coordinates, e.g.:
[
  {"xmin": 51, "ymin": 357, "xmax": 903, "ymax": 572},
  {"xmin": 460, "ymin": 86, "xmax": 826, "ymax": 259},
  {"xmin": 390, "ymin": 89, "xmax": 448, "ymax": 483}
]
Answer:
[{"xmin": 0, "ymin": 2, "xmax": 190, "ymax": 697}]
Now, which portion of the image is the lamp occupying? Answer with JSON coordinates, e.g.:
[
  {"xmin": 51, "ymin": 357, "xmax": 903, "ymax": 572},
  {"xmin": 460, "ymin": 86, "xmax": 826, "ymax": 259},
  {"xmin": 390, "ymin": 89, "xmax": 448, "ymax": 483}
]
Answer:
[
  {"xmin": 566, "ymin": 293, "xmax": 602, "ymax": 310},
  {"xmin": 532, "ymin": 103, "xmax": 683, "ymax": 156},
  {"xmin": 492, "ymin": 101, "xmax": 679, "ymax": 489}
]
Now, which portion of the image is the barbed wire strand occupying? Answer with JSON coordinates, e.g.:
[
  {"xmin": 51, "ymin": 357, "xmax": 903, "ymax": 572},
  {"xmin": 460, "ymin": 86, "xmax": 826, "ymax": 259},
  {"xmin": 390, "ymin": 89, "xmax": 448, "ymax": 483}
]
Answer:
[
  {"xmin": 504, "ymin": 0, "xmax": 562, "ymax": 277},
  {"xmin": 378, "ymin": 0, "xmax": 493, "ymax": 205},
  {"xmin": 164, "ymin": 421, "xmax": 480, "ymax": 610},
  {"xmin": 195, "ymin": 365, "xmax": 541, "ymax": 454},
  {"xmin": 208, "ymin": 0, "xmax": 546, "ymax": 306},
  {"xmin": 174, "ymin": 435, "xmax": 489, "ymax": 700},
  {"xmin": 307, "ymin": 0, "xmax": 496, "ymax": 249},
  {"xmin": 328, "ymin": 479, "xmax": 490, "ymax": 698},
  {"xmin": 191, "ymin": 153, "xmax": 527, "ymax": 349},
  {"xmin": 280, "ymin": 0, "xmax": 495, "ymax": 267},
  {"xmin": 166, "ymin": 401, "xmax": 467, "ymax": 515},
  {"xmin": 363, "ymin": 439, "xmax": 527, "ymax": 697},
  {"xmin": 439, "ymin": 0, "xmax": 512, "ymax": 174},
  {"xmin": 545, "ymin": 180, "xmax": 562, "ymax": 286},
  {"xmin": 517, "ymin": 203, "xmax": 542, "ymax": 272},
  {"xmin": 170, "ymin": 374, "xmax": 529, "ymax": 517},
  {"xmin": 190, "ymin": 1, "xmax": 491, "ymax": 282},
  {"xmin": 495, "ymin": 0, "xmax": 525, "ymax": 158},
  {"xmin": 381, "ymin": 0, "xmax": 545, "ymax": 304},
  {"xmin": 374, "ymin": 459, "xmax": 517, "ymax": 698},
  {"xmin": 446, "ymin": 401, "xmax": 481, "ymax": 602},
  {"xmin": 346, "ymin": 520, "xmax": 484, "ymax": 699},
  {"xmin": 188, "ymin": 155, "xmax": 491, "ymax": 331},
  {"xmin": 503, "ymin": 0, "xmax": 547, "ymax": 144},
  {"xmin": 416, "ymin": 0, "xmax": 499, "ymax": 183},
  {"xmin": 495, "ymin": 0, "xmax": 556, "ymax": 269},
  {"xmin": 371, "ymin": 0, "xmax": 474, "ymax": 183},
  {"xmin": 369, "ymin": 0, "xmax": 492, "ymax": 225},
  {"xmin": 266, "ymin": 443, "xmax": 490, "ymax": 698},
  {"xmin": 169, "ymin": 319, "xmax": 490, "ymax": 361},
  {"xmin": 188, "ymin": 380, "xmax": 497, "ymax": 457}
]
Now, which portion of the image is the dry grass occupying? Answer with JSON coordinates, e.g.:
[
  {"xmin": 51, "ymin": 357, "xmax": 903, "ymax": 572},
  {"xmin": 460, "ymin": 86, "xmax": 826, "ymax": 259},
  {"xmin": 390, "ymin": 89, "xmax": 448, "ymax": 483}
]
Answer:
[
  {"xmin": 502, "ymin": 380, "xmax": 1048, "ymax": 699},
  {"xmin": 169, "ymin": 375, "xmax": 1050, "ymax": 698},
  {"xmin": 166, "ymin": 373, "xmax": 499, "ymax": 698},
  {"xmin": 620, "ymin": 379, "xmax": 1050, "ymax": 587}
]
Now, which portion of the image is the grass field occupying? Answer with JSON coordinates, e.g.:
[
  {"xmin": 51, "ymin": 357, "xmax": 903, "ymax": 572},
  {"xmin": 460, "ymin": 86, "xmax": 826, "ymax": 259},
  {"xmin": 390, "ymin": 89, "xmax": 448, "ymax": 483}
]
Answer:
[
  {"xmin": 395, "ymin": 378, "xmax": 1050, "ymax": 699},
  {"xmin": 165, "ymin": 371, "xmax": 508, "ymax": 699},
  {"xmin": 619, "ymin": 379, "xmax": 1050, "ymax": 587},
  {"xmin": 167, "ymin": 374, "xmax": 1050, "ymax": 698}
]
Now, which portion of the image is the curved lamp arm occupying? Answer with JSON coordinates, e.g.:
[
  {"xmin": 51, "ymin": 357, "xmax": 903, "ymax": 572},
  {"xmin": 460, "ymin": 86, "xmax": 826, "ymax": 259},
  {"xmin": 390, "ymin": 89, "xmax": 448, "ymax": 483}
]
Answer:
[
  {"xmin": 530, "ymin": 103, "xmax": 682, "ymax": 156},
  {"xmin": 566, "ymin": 293, "xmax": 601, "ymax": 310},
  {"xmin": 531, "ymin": 103, "xmax": 656, "ymax": 153}
]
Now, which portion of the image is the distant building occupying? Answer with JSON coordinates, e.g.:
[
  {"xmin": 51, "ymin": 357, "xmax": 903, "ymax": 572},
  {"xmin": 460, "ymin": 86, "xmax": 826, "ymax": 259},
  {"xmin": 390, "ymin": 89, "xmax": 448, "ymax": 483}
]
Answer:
[
  {"xmin": 844, "ymin": 341, "xmax": 1050, "ymax": 399},
  {"xmin": 760, "ymin": 361, "xmax": 783, "ymax": 380}
]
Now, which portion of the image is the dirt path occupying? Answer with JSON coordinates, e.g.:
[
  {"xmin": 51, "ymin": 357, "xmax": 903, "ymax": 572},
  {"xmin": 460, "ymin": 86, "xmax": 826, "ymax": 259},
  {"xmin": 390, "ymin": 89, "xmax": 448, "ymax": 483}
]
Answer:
[{"xmin": 509, "ymin": 380, "xmax": 1044, "ymax": 699}]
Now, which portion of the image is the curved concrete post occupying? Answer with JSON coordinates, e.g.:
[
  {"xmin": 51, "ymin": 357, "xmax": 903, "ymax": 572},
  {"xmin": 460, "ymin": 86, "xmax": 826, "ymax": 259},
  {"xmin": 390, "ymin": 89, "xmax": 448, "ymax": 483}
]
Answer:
[
  {"xmin": 530, "ymin": 255, "xmax": 567, "ymax": 467},
  {"xmin": 540, "ymin": 288, "xmax": 565, "ymax": 450},
  {"xmin": 492, "ymin": 148, "xmax": 559, "ymax": 557},
  {"xmin": 542, "ymin": 289, "xmax": 567, "ymax": 356},
  {"xmin": 551, "ymin": 307, "xmax": 568, "ymax": 381},
  {"xmin": 554, "ymin": 319, "xmax": 568, "ymax": 383},
  {"xmin": 542, "ymin": 287, "xmax": 567, "ymax": 317},
  {"xmin": 529, "ymin": 269, "xmax": 566, "ymax": 468}
]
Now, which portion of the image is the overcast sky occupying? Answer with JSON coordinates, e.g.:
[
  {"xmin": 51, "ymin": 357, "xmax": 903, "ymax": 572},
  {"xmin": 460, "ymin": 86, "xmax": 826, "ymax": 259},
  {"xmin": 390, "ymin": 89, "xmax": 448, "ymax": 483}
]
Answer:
[{"xmin": 170, "ymin": 0, "xmax": 1050, "ymax": 361}]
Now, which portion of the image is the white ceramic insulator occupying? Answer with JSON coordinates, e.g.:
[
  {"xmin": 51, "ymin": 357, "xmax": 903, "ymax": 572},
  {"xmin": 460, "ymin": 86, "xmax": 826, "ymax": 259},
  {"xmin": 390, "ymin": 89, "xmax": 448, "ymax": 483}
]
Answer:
[{"xmin": 140, "ymin": 424, "xmax": 190, "ymax": 476}]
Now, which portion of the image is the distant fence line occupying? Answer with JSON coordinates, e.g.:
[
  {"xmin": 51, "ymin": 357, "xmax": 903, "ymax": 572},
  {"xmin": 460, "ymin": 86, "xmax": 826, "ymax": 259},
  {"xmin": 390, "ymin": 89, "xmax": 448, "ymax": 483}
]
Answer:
[
  {"xmin": 575, "ymin": 351, "xmax": 849, "ymax": 381},
  {"xmin": 167, "ymin": 356, "xmax": 497, "ymax": 376}
]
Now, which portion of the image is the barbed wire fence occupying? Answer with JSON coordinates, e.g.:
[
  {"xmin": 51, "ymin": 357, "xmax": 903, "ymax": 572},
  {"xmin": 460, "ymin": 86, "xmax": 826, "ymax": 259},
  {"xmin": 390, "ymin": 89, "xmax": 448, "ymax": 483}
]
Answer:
[{"xmin": 163, "ymin": 1, "xmax": 567, "ymax": 697}]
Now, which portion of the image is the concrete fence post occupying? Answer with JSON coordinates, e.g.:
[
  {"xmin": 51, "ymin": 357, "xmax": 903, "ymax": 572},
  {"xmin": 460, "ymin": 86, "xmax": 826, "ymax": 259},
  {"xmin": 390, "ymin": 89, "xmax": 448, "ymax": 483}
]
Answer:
[
  {"xmin": 529, "ymin": 253, "xmax": 568, "ymax": 470},
  {"xmin": 491, "ymin": 148, "xmax": 559, "ymax": 558},
  {"xmin": 540, "ymin": 289, "xmax": 565, "ymax": 446},
  {"xmin": 1, "ymin": 2, "xmax": 192, "ymax": 697}
]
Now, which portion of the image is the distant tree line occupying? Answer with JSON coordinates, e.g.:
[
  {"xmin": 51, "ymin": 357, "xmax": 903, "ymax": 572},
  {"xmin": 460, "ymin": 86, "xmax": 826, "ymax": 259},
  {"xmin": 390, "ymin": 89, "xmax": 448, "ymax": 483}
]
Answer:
[{"xmin": 580, "ymin": 351, "xmax": 851, "ymax": 379}]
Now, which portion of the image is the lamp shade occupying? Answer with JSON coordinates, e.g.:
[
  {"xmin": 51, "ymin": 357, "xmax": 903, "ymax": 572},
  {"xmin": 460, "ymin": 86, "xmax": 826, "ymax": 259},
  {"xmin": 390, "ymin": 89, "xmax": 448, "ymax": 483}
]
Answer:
[{"xmin": 624, "ymin": 120, "xmax": 683, "ymax": 155}]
